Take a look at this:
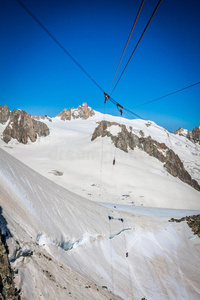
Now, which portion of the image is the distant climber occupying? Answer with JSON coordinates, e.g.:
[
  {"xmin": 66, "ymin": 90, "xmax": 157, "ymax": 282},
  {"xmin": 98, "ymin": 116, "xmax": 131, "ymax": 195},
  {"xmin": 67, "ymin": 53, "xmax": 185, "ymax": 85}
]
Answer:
[{"xmin": 113, "ymin": 158, "xmax": 115, "ymax": 165}]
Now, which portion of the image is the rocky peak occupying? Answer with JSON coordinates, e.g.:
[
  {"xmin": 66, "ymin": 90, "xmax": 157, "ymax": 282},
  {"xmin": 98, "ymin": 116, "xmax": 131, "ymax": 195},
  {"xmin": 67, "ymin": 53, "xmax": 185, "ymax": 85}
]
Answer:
[
  {"xmin": 173, "ymin": 127, "xmax": 189, "ymax": 137},
  {"xmin": 2, "ymin": 109, "xmax": 49, "ymax": 144},
  {"xmin": 0, "ymin": 104, "xmax": 10, "ymax": 124},
  {"xmin": 57, "ymin": 108, "xmax": 71, "ymax": 121},
  {"xmin": 57, "ymin": 102, "xmax": 95, "ymax": 121},
  {"xmin": 173, "ymin": 126, "xmax": 200, "ymax": 144},
  {"xmin": 91, "ymin": 121, "xmax": 200, "ymax": 191}
]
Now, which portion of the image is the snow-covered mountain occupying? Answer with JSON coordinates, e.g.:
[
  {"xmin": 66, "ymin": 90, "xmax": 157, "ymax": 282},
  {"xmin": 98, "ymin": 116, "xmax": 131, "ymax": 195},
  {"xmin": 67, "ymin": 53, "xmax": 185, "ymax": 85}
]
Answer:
[{"xmin": 0, "ymin": 103, "xmax": 200, "ymax": 299}]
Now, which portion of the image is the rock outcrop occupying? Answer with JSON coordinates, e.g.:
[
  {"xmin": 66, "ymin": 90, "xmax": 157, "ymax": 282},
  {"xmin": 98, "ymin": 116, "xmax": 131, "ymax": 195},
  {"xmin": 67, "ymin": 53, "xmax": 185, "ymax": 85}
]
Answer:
[
  {"xmin": 57, "ymin": 108, "xmax": 71, "ymax": 121},
  {"xmin": 169, "ymin": 215, "xmax": 200, "ymax": 238},
  {"xmin": 91, "ymin": 121, "xmax": 200, "ymax": 191},
  {"xmin": 2, "ymin": 109, "xmax": 49, "ymax": 144},
  {"xmin": 174, "ymin": 126, "xmax": 200, "ymax": 144},
  {"xmin": 191, "ymin": 126, "xmax": 200, "ymax": 144},
  {"xmin": 0, "ymin": 105, "xmax": 10, "ymax": 124},
  {"xmin": 0, "ymin": 207, "xmax": 20, "ymax": 300},
  {"xmin": 32, "ymin": 119, "xmax": 50, "ymax": 138},
  {"xmin": 0, "ymin": 232, "xmax": 19, "ymax": 300},
  {"xmin": 57, "ymin": 102, "xmax": 95, "ymax": 121}
]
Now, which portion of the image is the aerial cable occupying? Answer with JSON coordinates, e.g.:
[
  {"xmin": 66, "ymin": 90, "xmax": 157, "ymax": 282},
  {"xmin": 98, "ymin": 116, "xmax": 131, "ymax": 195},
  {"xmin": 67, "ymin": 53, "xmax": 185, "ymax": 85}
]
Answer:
[
  {"xmin": 108, "ymin": 0, "xmax": 145, "ymax": 93},
  {"xmin": 104, "ymin": 94, "xmax": 144, "ymax": 119},
  {"xmin": 110, "ymin": 0, "xmax": 162, "ymax": 96},
  {"xmin": 133, "ymin": 81, "xmax": 200, "ymax": 108},
  {"xmin": 15, "ymin": 0, "xmax": 105, "ymax": 94},
  {"xmin": 15, "ymin": 0, "xmax": 144, "ymax": 121},
  {"xmin": 122, "ymin": 106, "xmax": 143, "ymax": 119}
]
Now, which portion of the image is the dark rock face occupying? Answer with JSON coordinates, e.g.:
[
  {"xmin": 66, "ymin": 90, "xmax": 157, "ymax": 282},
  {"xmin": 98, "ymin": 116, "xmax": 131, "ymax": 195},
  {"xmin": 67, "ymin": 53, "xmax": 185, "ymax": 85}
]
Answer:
[
  {"xmin": 0, "ymin": 215, "xmax": 20, "ymax": 300},
  {"xmin": 0, "ymin": 234, "xmax": 20, "ymax": 300},
  {"xmin": 57, "ymin": 102, "xmax": 95, "ymax": 121},
  {"xmin": 174, "ymin": 126, "xmax": 200, "ymax": 144},
  {"xmin": 32, "ymin": 119, "xmax": 50, "ymax": 137},
  {"xmin": 0, "ymin": 233, "xmax": 19, "ymax": 300},
  {"xmin": 3, "ymin": 109, "xmax": 36, "ymax": 144},
  {"xmin": 91, "ymin": 121, "xmax": 200, "ymax": 191},
  {"xmin": 191, "ymin": 126, "xmax": 200, "ymax": 144},
  {"xmin": 0, "ymin": 206, "xmax": 20, "ymax": 299},
  {"xmin": 2, "ymin": 109, "xmax": 49, "ymax": 144},
  {"xmin": 0, "ymin": 105, "xmax": 10, "ymax": 124}
]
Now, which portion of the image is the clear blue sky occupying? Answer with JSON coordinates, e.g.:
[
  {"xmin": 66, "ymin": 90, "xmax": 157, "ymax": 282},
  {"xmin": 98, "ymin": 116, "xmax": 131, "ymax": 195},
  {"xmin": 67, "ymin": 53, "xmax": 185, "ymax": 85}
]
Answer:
[{"xmin": 0, "ymin": 0, "xmax": 199, "ymax": 131}]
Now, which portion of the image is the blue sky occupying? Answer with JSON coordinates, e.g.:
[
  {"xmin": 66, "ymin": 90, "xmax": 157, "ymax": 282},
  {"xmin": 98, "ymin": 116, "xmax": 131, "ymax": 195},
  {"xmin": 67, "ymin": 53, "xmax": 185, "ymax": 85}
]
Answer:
[{"xmin": 0, "ymin": 0, "xmax": 199, "ymax": 131}]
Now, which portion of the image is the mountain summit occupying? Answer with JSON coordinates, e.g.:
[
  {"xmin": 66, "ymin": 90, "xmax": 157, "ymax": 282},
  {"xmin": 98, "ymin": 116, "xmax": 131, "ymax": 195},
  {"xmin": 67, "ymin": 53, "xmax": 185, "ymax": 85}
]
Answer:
[{"xmin": 56, "ymin": 102, "xmax": 95, "ymax": 121}]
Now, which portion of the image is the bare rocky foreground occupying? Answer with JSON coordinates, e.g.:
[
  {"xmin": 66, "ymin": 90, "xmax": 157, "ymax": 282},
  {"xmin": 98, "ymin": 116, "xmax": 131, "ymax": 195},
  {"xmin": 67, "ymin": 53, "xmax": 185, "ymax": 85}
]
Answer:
[{"xmin": 0, "ymin": 231, "xmax": 20, "ymax": 299}]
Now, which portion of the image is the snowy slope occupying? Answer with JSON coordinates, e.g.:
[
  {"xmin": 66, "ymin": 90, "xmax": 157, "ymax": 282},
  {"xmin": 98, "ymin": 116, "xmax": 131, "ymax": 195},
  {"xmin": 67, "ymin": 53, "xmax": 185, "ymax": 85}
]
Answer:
[
  {"xmin": 0, "ymin": 148, "xmax": 200, "ymax": 300},
  {"xmin": 1, "ymin": 112, "xmax": 199, "ymax": 209}
]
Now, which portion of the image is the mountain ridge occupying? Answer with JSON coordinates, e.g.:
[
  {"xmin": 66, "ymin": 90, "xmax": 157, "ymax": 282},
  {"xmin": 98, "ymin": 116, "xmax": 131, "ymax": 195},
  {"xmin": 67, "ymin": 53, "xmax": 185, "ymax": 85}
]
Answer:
[
  {"xmin": 91, "ymin": 120, "xmax": 200, "ymax": 191},
  {"xmin": 1, "ymin": 103, "xmax": 199, "ymax": 144},
  {"xmin": 1, "ymin": 103, "xmax": 199, "ymax": 192}
]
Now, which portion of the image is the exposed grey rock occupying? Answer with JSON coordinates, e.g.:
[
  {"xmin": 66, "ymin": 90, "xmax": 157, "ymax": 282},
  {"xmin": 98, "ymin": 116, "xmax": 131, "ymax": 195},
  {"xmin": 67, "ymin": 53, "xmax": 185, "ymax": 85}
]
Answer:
[
  {"xmin": 49, "ymin": 170, "xmax": 64, "ymax": 176},
  {"xmin": 0, "ymin": 209, "xmax": 20, "ymax": 300},
  {"xmin": 32, "ymin": 119, "xmax": 50, "ymax": 137},
  {"xmin": 191, "ymin": 126, "xmax": 200, "ymax": 144},
  {"xmin": 2, "ymin": 109, "xmax": 49, "ymax": 144},
  {"xmin": 0, "ymin": 233, "xmax": 19, "ymax": 300},
  {"xmin": 0, "ymin": 105, "xmax": 10, "ymax": 124},
  {"xmin": 91, "ymin": 121, "xmax": 200, "ymax": 191}
]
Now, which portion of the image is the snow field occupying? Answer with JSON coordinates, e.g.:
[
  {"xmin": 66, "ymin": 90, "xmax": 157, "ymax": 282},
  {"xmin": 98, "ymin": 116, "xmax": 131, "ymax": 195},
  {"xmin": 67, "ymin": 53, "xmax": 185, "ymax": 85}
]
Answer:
[
  {"xmin": 0, "ymin": 111, "xmax": 200, "ymax": 299},
  {"xmin": 1, "ymin": 114, "xmax": 199, "ymax": 209}
]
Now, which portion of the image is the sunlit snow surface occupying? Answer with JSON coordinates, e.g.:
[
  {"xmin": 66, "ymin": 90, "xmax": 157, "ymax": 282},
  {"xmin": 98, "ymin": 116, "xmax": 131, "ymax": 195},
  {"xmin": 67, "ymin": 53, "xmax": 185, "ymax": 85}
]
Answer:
[
  {"xmin": 1, "ymin": 112, "xmax": 200, "ymax": 209},
  {"xmin": 0, "ymin": 112, "xmax": 200, "ymax": 299}
]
